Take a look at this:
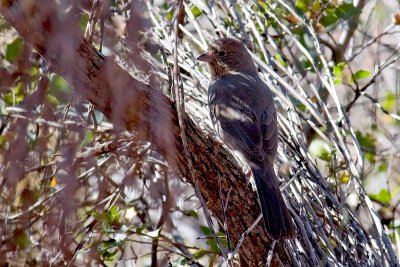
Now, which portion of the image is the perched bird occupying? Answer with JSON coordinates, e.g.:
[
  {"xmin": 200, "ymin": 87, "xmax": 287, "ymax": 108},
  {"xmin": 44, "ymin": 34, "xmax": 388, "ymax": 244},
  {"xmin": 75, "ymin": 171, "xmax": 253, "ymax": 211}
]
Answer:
[{"xmin": 197, "ymin": 37, "xmax": 296, "ymax": 240}]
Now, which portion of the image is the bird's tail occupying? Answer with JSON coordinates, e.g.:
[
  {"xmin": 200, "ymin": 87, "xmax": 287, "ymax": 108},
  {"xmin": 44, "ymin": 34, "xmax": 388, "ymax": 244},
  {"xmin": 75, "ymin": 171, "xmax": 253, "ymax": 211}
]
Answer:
[{"xmin": 252, "ymin": 164, "xmax": 296, "ymax": 240}]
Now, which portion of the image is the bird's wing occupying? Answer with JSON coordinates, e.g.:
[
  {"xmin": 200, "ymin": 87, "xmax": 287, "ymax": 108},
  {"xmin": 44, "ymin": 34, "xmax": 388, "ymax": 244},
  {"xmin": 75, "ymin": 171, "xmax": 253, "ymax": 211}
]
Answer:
[
  {"xmin": 208, "ymin": 74, "xmax": 264, "ymax": 159},
  {"xmin": 261, "ymin": 103, "xmax": 278, "ymax": 154}
]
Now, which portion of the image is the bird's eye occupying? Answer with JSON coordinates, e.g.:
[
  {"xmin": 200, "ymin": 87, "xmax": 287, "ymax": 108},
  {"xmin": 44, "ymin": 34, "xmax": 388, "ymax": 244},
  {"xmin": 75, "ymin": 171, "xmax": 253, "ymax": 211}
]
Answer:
[{"xmin": 218, "ymin": 50, "xmax": 226, "ymax": 57}]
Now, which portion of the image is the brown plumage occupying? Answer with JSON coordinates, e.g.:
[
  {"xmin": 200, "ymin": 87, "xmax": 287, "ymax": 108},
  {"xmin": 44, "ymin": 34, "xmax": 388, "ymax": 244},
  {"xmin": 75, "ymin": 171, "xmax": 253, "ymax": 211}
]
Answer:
[{"xmin": 197, "ymin": 37, "xmax": 296, "ymax": 240}]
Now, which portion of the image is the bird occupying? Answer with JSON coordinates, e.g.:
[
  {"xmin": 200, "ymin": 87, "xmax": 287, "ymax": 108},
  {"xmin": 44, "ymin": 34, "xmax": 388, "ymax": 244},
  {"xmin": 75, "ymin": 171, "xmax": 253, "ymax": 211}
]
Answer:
[{"xmin": 197, "ymin": 37, "xmax": 296, "ymax": 240}]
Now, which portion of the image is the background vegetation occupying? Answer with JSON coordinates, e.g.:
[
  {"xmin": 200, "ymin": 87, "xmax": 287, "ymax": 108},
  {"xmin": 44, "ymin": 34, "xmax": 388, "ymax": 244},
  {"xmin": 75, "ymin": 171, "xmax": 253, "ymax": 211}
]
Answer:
[{"xmin": 0, "ymin": 0, "xmax": 399, "ymax": 266}]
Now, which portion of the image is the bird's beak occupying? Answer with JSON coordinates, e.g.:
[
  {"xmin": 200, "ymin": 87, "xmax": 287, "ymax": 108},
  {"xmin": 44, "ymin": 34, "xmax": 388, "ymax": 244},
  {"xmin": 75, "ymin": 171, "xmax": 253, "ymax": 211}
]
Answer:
[{"xmin": 196, "ymin": 52, "xmax": 213, "ymax": 62}]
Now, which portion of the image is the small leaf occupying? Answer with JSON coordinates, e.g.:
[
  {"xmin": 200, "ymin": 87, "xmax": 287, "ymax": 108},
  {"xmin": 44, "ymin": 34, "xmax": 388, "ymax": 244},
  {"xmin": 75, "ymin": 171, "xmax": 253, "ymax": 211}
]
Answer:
[
  {"xmin": 82, "ymin": 130, "xmax": 94, "ymax": 146},
  {"xmin": 6, "ymin": 37, "xmax": 23, "ymax": 63},
  {"xmin": 50, "ymin": 176, "xmax": 57, "ymax": 187},
  {"xmin": 320, "ymin": 8, "xmax": 339, "ymax": 27},
  {"xmin": 319, "ymin": 151, "xmax": 332, "ymax": 161},
  {"xmin": 295, "ymin": 0, "xmax": 311, "ymax": 12},
  {"xmin": 193, "ymin": 249, "xmax": 209, "ymax": 259},
  {"xmin": 108, "ymin": 205, "xmax": 120, "ymax": 225},
  {"xmin": 378, "ymin": 163, "xmax": 388, "ymax": 173},
  {"xmin": 80, "ymin": 13, "xmax": 89, "ymax": 32},
  {"xmin": 381, "ymin": 91, "xmax": 396, "ymax": 111},
  {"xmin": 46, "ymin": 94, "xmax": 59, "ymax": 107},
  {"xmin": 13, "ymin": 229, "xmax": 29, "ymax": 249},
  {"xmin": 49, "ymin": 74, "xmax": 69, "ymax": 94},
  {"xmin": 365, "ymin": 152, "xmax": 375, "ymax": 163},
  {"xmin": 333, "ymin": 62, "xmax": 345, "ymax": 84},
  {"xmin": 274, "ymin": 53, "xmax": 287, "ymax": 67},
  {"xmin": 355, "ymin": 130, "xmax": 375, "ymax": 150},
  {"xmin": 4, "ymin": 92, "xmax": 15, "ymax": 105},
  {"xmin": 309, "ymin": 139, "xmax": 332, "ymax": 161},
  {"xmin": 189, "ymin": 209, "xmax": 199, "ymax": 219},
  {"xmin": 29, "ymin": 66, "xmax": 39, "ymax": 79},
  {"xmin": 100, "ymin": 240, "xmax": 118, "ymax": 261},
  {"xmin": 369, "ymin": 189, "xmax": 391, "ymax": 205},
  {"xmin": 335, "ymin": 3, "xmax": 361, "ymax": 20},
  {"xmin": 101, "ymin": 239, "xmax": 118, "ymax": 250},
  {"xmin": 165, "ymin": 10, "xmax": 174, "ymax": 20},
  {"xmin": 179, "ymin": 257, "xmax": 191, "ymax": 265},
  {"xmin": 200, "ymin": 225, "xmax": 211, "ymax": 236},
  {"xmin": 191, "ymin": 5, "xmax": 202, "ymax": 17},
  {"xmin": 4, "ymin": 83, "xmax": 24, "ymax": 105},
  {"xmin": 135, "ymin": 223, "xmax": 148, "ymax": 234},
  {"xmin": 296, "ymin": 103, "xmax": 307, "ymax": 112},
  {"xmin": 49, "ymin": 74, "xmax": 71, "ymax": 104},
  {"xmin": 311, "ymin": 0, "xmax": 320, "ymax": 13},
  {"xmin": 0, "ymin": 16, "xmax": 9, "ymax": 31},
  {"xmin": 339, "ymin": 172, "xmax": 350, "ymax": 184},
  {"xmin": 350, "ymin": 69, "xmax": 370, "ymax": 83}
]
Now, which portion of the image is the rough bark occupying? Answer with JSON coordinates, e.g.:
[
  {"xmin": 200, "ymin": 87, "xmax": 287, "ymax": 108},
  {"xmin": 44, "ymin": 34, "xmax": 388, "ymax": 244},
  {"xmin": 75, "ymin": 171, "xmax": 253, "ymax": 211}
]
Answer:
[{"xmin": 0, "ymin": 1, "xmax": 291, "ymax": 265}]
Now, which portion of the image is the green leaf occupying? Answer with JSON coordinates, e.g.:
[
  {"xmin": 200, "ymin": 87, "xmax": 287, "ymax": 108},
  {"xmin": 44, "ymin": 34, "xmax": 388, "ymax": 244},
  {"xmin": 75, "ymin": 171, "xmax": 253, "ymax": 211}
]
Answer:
[
  {"xmin": 200, "ymin": 226, "xmax": 218, "ymax": 252},
  {"xmin": 29, "ymin": 66, "xmax": 39, "ymax": 79},
  {"xmin": 274, "ymin": 53, "xmax": 287, "ymax": 67},
  {"xmin": 135, "ymin": 223, "xmax": 148, "ymax": 234},
  {"xmin": 100, "ymin": 240, "xmax": 119, "ymax": 261},
  {"xmin": 107, "ymin": 205, "xmax": 121, "ymax": 225},
  {"xmin": 80, "ymin": 13, "xmax": 89, "ymax": 32},
  {"xmin": 49, "ymin": 74, "xmax": 69, "ymax": 95},
  {"xmin": 365, "ymin": 152, "xmax": 375, "ymax": 163},
  {"xmin": 295, "ymin": 0, "xmax": 311, "ymax": 12},
  {"xmin": 381, "ymin": 91, "xmax": 397, "ymax": 111},
  {"xmin": 200, "ymin": 225, "xmax": 211, "ymax": 236},
  {"xmin": 311, "ymin": 0, "xmax": 320, "ymax": 13},
  {"xmin": 6, "ymin": 37, "xmax": 23, "ymax": 63},
  {"xmin": 46, "ymin": 94, "xmax": 59, "ymax": 107},
  {"xmin": 369, "ymin": 189, "xmax": 391, "ymax": 205},
  {"xmin": 309, "ymin": 139, "xmax": 332, "ymax": 161},
  {"xmin": 350, "ymin": 69, "xmax": 370, "ymax": 83},
  {"xmin": 4, "ymin": 83, "xmax": 24, "ymax": 105},
  {"xmin": 320, "ymin": 8, "xmax": 339, "ymax": 27},
  {"xmin": 179, "ymin": 256, "xmax": 191, "ymax": 265},
  {"xmin": 191, "ymin": 5, "xmax": 202, "ymax": 17},
  {"xmin": 185, "ymin": 209, "xmax": 199, "ymax": 219},
  {"xmin": 4, "ymin": 92, "xmax": 14, "ymax": 105},
  {"xmin": 378, "ymin": 163, "xmax": 388, "ymax": 173},
  {"xmin": 101, "ymin": 239, "xmax": 118, "ymax": 250},
  {"xmin": 0, "ymin": 16, "xmax": 9, "ymax": 31},
  {"xmin": 319, "ymin": 151, "xmax": 332, "ymax": 161},
  {"xmin": 355, "ymin": 130, "xmax": 375, "ymax": 150},
  {"xmin": 193, "ymin": 249, "xmax": 209, "ymax": 259},
  {"xmin": 13, "ymin": 229, "xmax": 29, "ymax": 249},
  {"xmin": 335, "ymin": 3, "xmax": 361, "ymax": 20},
  {"xmin": 165, "ymin": 10, "xmax": 174, "ymax": 20},
  {"xmin": 49, "ymin": 74, "xmax": 71, "ymax": 104},
  {"xmin": 339, "ymin": 172, "xmax": 350, "ymax": 184},
  {"xmin": 296, "ymin": 102, "xmax": 307, "ymax": 112},
  {"xmin": 82, "ymin": 130, "xmax": 95, "ymax": 146},
  {"xmin": 333, "ymin": 62, "xmax": 345, "ymax": 84}
]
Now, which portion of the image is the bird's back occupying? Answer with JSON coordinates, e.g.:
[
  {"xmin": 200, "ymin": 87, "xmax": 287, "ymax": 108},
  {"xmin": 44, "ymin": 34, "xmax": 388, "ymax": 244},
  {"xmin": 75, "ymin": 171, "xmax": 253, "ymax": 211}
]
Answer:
[{"xmin": 208, "ymin": 72, "xmax": 277, "ymax": 163}]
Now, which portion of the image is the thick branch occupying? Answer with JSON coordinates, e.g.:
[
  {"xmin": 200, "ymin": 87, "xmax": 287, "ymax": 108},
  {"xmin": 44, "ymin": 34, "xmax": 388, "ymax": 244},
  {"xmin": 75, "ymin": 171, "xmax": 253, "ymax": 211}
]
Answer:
[{"xmin": 0, "ymin": 1, "xmax": 291, "ymax": 265}]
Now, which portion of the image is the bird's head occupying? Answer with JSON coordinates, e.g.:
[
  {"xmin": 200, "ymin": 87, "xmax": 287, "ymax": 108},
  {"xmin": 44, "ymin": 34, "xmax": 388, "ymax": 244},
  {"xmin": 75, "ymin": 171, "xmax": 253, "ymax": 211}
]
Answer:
[{"xmin": 197, "ymin": 37, "xmax": 257, "ymax": 79}]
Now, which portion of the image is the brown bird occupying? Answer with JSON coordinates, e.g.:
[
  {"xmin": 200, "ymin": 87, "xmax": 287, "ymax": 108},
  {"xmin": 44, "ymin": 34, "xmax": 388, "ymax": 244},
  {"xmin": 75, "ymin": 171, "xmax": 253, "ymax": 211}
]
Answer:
[{"xmin": 197, "ymin": 37, "xmax": 296, "ymax": 240}]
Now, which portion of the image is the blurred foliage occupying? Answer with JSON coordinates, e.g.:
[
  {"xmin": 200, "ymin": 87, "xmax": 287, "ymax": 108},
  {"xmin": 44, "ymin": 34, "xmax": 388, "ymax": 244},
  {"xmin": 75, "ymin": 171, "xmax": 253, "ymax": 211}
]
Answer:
[{"xmin": 0, "ymin": 0, "xmax": 399, "ymax": 266}]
